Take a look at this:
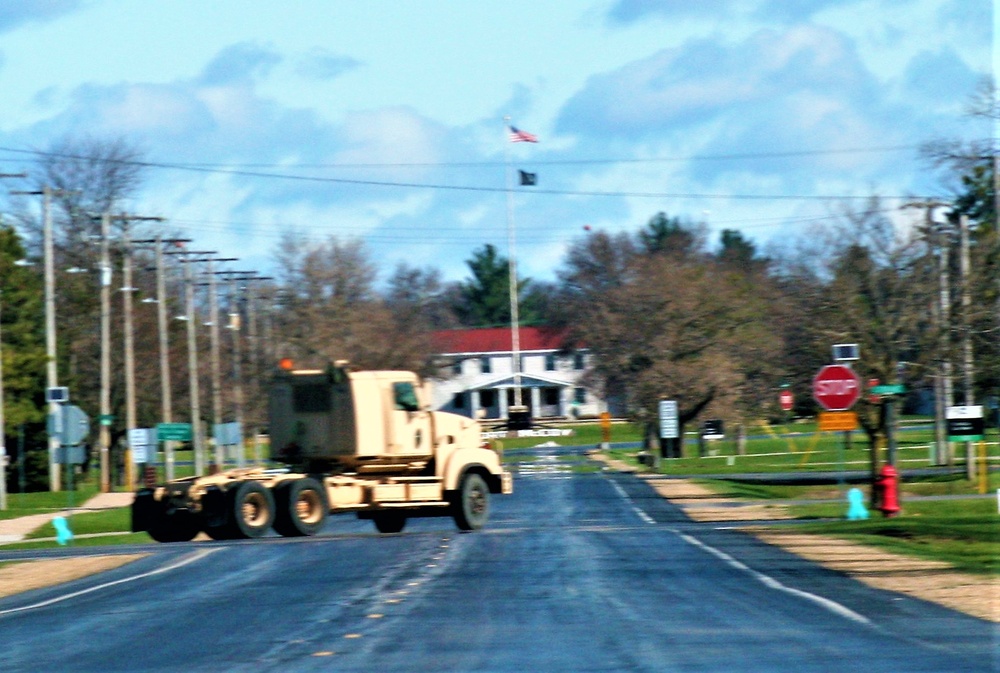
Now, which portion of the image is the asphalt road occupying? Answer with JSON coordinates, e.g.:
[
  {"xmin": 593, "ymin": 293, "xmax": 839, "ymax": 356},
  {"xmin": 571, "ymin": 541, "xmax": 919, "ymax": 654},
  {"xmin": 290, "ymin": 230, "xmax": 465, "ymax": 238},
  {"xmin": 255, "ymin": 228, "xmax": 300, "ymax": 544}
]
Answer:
[{"xmin": 0, "ymin": 450, "xmax": 994, "ymax": 672}]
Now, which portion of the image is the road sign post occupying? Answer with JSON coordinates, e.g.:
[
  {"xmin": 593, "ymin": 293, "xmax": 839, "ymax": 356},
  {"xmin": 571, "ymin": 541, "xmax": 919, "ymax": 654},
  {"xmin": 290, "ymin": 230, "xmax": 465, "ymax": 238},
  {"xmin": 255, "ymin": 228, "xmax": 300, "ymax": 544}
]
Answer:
[
  {"xmin": 157, "ymin": 422, "xmax": 192, "ymax": 442},
  {"xmin": 812, "ymin": 365, "xmax": 862, "ymax": 411},
  {"xmin": 779, "ymin": 389, "xmax": 793, "ymax": 412},
  {"xmin": 658, "ymin": 400, "xmax": 679, "ymax": 462}
]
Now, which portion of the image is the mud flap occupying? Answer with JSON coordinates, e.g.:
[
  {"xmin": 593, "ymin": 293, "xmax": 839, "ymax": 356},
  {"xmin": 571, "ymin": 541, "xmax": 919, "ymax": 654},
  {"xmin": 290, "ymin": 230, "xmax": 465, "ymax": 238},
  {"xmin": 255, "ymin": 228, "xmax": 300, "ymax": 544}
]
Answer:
[
  {"xmin": 131, "ymin": 489, "xmax": 159, "ymax": 533},
  {"xmin": 201, "ymin": 486, "xmax": 229, "ymax": 528}
]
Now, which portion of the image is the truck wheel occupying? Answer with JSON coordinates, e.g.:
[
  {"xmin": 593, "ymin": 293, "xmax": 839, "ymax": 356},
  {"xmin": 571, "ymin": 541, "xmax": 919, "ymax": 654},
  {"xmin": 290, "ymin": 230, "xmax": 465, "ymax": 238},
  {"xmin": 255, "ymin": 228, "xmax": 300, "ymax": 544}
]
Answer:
[
  {"xmin": 452, "ymin": 472, "xmax": 489, "ymax": 531},
  {"xmin": 372, "ymin": 512, "xmax": 407, "ymax": 534},
  {"xmin": 227, "ymin": 481, "xmax": 275, "ymax": 539},
  {"xmin": 148, "ymin": 510, "xmax": 200, "ymax": 543},
  {"xmin": 273, "ymin": 477, "xmax": 328, "ymax": 537}
]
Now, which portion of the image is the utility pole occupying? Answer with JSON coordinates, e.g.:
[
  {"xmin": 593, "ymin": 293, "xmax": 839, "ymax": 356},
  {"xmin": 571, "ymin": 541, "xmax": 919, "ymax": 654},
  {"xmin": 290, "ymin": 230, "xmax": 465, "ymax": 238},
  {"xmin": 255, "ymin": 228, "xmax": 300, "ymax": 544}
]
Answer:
[
  {"xmin": 99, "ymin": 213, "xmax": 112, "ymax": 491},
  {"xmin": 958, "ymin": 214, "xmax": 976, "ymax": 481},
  {"xmin": 202, "ymin": 257, "xmax": 236, "ymax": 471},
  {"xmin": 111, "ymin": 213, "xmax": 163, "ymax": 490},
  {"xmin": 42, "ymin": 186, "xmax": 59, "ymax": 491},
  {"xmin": 134, "ymin": 235, "xmax": 190, "ymax": 480},
  {"xmin": 11, "ymin": 185, "xmax": 73, "ymax": 491},
  {"xmin": 214, "ymin": 272, "xmax": 270, "ymax": 467},
  {"xmin": 905, "ymin": 200, "xmax": 952, "ymax": 466},
  {"xmin": 167, "ymin": 250, "xmax": 216, "ymax": 476}
]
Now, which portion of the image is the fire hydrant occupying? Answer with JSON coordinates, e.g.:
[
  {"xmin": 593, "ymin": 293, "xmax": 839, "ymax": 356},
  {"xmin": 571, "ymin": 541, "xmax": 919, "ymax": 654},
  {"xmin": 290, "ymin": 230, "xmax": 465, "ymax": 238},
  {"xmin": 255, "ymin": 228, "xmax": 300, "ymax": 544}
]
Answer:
[{"xmin": 874, "ymin": 464, "xmax": 901, "ymax": 518}]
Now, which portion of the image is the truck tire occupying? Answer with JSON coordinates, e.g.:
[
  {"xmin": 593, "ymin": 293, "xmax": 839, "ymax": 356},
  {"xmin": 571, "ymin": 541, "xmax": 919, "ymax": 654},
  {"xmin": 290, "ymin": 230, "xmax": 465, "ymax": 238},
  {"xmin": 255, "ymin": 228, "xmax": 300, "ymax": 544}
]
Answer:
[
  {"xmin": 147, "ymin": 510, "xmax": 200, "ymax": 543},
  {"xmin": 273, "ymin": 477, "xmax": 328, "ymax": 537},
  {"xmin": 206, "ymin": 481, "xmax": 275, "ymax": 539},
  {"xmin": 372, "ymin": 511, "xmax": 407, "ymax": 534},
  {"xmin": 452, "ymin": 472, "xmax": 489, "ymax": 531}
]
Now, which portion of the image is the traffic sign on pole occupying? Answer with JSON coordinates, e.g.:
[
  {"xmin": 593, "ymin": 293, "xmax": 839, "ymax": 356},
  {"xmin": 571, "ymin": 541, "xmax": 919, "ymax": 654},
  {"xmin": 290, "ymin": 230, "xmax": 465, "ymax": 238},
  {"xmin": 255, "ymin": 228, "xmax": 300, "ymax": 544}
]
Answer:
[
  {"xmin": 779, "ymin": 389, "xmax": 793, "ymax": 412},
  {"xmin": 812, "ymin": 364, "xmax": 861, "ymax": 411},
  {"xmin": 157, "ymin": 422, "xmax": 192, "ymax": 442},
  {"xmin": 946, "ymin": 406, "xmax": 984, "ymax": 441},
  {"xmin": 658, "ymin": 400, "xmax": 678, "ymax": 439}
]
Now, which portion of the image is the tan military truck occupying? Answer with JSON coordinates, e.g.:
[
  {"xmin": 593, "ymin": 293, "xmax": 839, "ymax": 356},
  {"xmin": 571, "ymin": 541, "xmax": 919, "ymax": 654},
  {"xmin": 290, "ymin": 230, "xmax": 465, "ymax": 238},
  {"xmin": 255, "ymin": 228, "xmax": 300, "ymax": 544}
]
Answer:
[{"xmin": 132, "ymin": 360, "xmax": 513, "ymax": 542}]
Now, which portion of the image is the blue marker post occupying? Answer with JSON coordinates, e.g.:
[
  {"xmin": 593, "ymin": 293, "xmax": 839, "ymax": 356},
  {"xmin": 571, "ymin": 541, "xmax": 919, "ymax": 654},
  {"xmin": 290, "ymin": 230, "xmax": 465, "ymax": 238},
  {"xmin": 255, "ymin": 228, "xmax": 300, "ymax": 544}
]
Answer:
[
  {"xmin": 52, "ymin": 516, "xmax": 74, "ymax": 545},
  {"xmin": 846, "ymin": 487, "xmax": 869, "ymax": 520}
]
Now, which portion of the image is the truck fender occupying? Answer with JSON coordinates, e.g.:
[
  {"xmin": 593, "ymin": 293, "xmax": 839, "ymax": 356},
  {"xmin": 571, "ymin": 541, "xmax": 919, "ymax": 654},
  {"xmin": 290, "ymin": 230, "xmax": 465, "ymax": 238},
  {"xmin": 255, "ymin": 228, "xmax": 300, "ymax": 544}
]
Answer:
[{"xmin": 442, "ymin": 447, "xmax": 504, "ymax": 493}]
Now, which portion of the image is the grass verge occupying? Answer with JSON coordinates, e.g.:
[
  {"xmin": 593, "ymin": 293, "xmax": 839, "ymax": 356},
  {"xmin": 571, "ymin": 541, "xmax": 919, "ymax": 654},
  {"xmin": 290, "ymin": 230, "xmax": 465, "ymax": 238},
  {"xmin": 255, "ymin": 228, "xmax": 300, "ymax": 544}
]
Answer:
[{"xmin": 691, "ymin": 476, "xmax": 999, "ymax": 575}]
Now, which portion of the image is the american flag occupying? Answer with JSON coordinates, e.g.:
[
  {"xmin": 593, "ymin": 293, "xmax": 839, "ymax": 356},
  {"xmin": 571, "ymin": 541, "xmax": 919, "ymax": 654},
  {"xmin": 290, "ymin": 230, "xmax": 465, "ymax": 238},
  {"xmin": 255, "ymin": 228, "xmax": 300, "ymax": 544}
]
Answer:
[{"xmin": 508, "ymin": 125, "xmax": 538, "ymax": 143}]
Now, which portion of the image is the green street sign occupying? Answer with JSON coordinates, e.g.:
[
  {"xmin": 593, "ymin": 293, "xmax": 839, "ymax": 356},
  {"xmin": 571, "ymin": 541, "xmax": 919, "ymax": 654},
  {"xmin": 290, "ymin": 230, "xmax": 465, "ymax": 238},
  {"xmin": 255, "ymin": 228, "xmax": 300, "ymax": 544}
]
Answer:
[
  {"xmin": 99, "ymin": 414, "xmax": 115, "ymax": 426},
  {"xmin": 871, "ymin": 384, "xmax": 906, "ymax": 395},
  {"xmin": 157, "ymin": 422, "xmax": 192, "ymax": 442}
]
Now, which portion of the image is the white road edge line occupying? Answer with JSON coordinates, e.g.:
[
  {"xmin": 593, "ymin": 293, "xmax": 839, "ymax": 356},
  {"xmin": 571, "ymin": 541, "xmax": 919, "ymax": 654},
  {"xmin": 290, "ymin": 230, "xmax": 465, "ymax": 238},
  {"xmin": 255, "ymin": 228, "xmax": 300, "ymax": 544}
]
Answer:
[
  {"xmin": 608, "ymin": 478, "xmax": 656, "ymax": 524},
  {"xmin": 604, "ymin": 473, "xmax": 870, "ymax": 626},
  {"xmin": 0, "ymin": 548, "xmax": 219, "ymax": 617},
  {"xmin": 675, "ymin": 531, "xmax": 871, "ymax": 626}
]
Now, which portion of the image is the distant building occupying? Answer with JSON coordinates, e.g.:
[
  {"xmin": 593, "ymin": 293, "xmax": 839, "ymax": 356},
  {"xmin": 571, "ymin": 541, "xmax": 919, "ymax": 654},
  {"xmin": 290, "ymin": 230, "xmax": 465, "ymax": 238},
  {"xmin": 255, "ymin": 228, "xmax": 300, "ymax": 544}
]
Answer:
[{"xmin": 430, "ymin": 326, "xmax": 603, "ymax": 422}]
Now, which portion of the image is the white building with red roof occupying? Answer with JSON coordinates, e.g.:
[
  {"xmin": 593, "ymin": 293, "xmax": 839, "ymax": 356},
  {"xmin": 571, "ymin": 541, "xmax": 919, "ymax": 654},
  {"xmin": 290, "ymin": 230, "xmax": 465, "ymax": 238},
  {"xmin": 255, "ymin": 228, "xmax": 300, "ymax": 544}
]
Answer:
[{"xmin": 430, "ymin": 326, "xmax": 602, "ymax": 423}]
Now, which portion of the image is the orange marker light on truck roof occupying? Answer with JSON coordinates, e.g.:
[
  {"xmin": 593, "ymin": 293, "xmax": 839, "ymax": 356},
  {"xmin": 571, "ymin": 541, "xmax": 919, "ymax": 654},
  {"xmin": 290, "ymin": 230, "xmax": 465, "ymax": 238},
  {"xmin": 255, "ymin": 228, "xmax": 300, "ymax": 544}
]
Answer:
[{"xmin": 279, "ymin": 357, "xmax": 294, "ymax": 370}]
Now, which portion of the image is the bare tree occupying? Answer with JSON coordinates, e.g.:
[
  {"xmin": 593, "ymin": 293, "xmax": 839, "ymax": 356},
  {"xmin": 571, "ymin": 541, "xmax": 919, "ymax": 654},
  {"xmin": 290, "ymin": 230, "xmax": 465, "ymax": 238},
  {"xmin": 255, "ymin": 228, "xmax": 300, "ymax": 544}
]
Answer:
[
  {"xmin": 558, "ymin": 224, "xmax": 782, "ymax": 455},
  {"xmin": 272, "ymin": 233, "xmax": 438, "ymax": 373}
]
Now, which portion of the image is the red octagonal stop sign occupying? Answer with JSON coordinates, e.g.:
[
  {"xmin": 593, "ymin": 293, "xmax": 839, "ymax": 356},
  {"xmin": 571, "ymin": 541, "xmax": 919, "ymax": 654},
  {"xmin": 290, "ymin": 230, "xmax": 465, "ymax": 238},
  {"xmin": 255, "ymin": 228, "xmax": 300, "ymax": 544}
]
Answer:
[{"xmin": 812, "ymin": 364, "xmax": 861, "ymax": 411}]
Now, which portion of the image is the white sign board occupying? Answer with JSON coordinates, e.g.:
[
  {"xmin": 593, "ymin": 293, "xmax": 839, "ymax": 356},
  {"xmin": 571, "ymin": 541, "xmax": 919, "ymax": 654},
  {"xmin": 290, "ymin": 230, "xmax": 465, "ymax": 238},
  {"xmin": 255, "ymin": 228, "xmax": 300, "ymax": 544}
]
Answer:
[
  {"xmin": 659, "ymin": 400, "xmax": 679, "ymax": 439},
  {"xmin": 214, "ymin": 422, "xmax": 243, "ymax": 447},
  {"xmin": 128, "ymin": 427, "xmax": 157, "ymax": 463},
  {"xmin": 946, "ymin": 405, "xmax": 983, "ymax": 419}
]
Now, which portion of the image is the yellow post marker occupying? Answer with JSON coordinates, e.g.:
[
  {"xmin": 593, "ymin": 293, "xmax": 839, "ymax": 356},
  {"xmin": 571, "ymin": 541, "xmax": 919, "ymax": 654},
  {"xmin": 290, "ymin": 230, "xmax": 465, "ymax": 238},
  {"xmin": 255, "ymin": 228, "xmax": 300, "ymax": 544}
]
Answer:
[
  {"xmin": 600, "ymin": 412, "xmax": 611, "ymax": 448},
  {"xmin": 978, "ymin": 441, "xmax": 988, "ymax": 495}
]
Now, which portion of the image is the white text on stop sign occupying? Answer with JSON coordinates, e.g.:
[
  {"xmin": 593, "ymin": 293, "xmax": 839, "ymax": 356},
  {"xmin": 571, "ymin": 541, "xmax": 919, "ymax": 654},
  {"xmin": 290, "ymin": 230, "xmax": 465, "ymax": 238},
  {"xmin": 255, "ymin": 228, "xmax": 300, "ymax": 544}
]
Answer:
[{"xmin": 815, "ymin": 379, "xmax": 859, "ymax": 395}]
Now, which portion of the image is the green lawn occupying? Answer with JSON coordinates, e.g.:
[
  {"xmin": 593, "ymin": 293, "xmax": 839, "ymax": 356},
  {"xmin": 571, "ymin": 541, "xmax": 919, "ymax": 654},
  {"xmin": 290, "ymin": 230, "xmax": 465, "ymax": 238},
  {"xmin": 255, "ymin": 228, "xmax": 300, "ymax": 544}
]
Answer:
[
  {"xmin": 690, "ymin": 476, "xmax": 999, "ymax": 575},
  {"xmin": 0, "ymin": 485, "xmax": 101, "ymax": 520},
  {"xmin": 4, "ymin": 421, "xmax": 997, "ymax": 576}
]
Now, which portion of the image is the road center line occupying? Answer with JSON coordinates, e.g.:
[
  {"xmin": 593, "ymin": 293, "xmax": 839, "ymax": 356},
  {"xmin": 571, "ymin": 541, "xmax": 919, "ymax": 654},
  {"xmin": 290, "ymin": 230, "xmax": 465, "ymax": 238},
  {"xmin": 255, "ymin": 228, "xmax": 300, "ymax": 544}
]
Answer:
[{"xmin": 0, "ymin": 548, "xmax": 219, "ymax": 617}]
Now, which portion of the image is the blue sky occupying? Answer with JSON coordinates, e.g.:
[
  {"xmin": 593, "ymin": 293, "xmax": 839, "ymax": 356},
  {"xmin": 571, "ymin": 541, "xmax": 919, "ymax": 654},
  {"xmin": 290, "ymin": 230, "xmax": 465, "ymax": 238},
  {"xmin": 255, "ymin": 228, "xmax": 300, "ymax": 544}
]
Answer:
[{"xmin": 0, "ymin": 0, "xmax": 993, "ymax": 284}]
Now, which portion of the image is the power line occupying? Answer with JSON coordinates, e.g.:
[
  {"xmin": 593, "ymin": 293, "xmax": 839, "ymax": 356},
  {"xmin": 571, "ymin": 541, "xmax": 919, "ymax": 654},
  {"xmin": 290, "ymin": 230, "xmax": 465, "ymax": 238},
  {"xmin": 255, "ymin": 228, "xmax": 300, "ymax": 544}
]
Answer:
[
  {"xmin": 0, "ymin": 144, "xmax": 934, "ymax": 201},
  {"xmin": 0, "ymin": 143, "xmax": 921, "ymax": 169}
]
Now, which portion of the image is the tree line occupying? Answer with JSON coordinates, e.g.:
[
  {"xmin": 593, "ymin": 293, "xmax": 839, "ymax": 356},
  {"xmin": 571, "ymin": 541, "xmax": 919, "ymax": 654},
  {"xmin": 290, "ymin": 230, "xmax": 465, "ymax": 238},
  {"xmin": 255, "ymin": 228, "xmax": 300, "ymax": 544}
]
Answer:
[{"xmin": 0, "ymin": 131, "xmax": 996, "ymax": 490}]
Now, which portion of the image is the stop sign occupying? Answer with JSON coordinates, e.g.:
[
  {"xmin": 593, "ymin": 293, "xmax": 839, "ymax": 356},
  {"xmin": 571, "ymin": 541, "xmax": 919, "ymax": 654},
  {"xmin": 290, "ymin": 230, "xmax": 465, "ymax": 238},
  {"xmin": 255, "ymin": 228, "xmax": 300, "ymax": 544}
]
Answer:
[
  {"xmin": 812, "ymin": 364, "xmax": 861, "ymax": 411},
  {"xmin": 779, "ymin": 390, "xmax": 793, "ymax": 411}
]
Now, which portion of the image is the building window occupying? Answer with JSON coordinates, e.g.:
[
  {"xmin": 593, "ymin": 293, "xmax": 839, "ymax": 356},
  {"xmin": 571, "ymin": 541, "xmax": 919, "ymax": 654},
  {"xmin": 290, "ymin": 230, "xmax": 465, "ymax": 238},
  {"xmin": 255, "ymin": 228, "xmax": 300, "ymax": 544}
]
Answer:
[
  {"xmin": 480, "ymin": 357, "xmax": 491, "ymax": 374},
  {"xmin": 574, "ymin": 387, "xmax": 587, "ymax": 404},
  {"xmin": 480, "ymin": 390, "xmax": 495, "ymax": 407},
  {"xmin": 545, "ymin": 353, "xmax": 556, "ymax": 371},
  {"xmin": 543, "ymin": 388, "xmax": 560, "ymax": 405},
  {"xmin": 452, "ymin": 393, "xmax": 465, "ymax": 409},
  {"xmin": 573, "ymin": 352, "xmax": 586, "ymax": 370},
  {"xmin": 452, "ymin": 360, "xmax": 462, "ymax": 375}
]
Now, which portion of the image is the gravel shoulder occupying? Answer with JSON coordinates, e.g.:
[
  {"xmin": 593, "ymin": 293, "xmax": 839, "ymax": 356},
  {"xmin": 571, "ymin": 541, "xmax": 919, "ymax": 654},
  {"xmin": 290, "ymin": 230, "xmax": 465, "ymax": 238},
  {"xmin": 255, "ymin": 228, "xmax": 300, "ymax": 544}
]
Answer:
[
  {"xmin": 594, "ymin": 452, "xmax": 999, "ymax": 623},
  {"xmin": 0, "ymin": 555, "xmax": 147, "ymax": 599}
]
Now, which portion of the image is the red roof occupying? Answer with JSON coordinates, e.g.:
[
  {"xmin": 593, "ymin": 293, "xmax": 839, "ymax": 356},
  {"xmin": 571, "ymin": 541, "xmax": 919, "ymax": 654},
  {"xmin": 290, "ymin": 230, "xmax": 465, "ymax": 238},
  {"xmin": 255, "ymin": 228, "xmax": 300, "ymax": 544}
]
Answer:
[{"xmin": 432, "ymin": 326, "xmax": 572, "ymax": 354}]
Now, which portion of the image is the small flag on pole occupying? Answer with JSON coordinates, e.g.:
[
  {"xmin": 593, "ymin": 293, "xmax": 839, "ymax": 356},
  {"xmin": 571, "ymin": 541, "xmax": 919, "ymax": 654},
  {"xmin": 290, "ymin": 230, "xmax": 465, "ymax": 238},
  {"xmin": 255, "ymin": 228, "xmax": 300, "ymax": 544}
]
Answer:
[
  {"xmin": 518, "ymin": 170, "xmax": 537, "ymax": 186},
  {"xmin": 508, "ymin": 125, "xmax": 538, "ymax": 143}
]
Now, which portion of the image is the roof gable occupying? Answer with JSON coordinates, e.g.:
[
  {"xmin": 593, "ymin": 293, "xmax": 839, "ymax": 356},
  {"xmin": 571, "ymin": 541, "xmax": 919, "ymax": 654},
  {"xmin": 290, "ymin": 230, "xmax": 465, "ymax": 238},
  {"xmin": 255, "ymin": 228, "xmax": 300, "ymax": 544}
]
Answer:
[{"xmin": 432, "ymin": 326, "xmax": 574, "ymax": 355}]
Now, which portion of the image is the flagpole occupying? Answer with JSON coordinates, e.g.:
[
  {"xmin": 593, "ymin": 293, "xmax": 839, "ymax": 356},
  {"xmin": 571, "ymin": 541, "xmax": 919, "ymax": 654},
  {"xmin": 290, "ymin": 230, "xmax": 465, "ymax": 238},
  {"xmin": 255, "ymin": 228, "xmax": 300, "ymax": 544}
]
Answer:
[{"xmin": 503, "ymin": 116, "xmax": 523, "ymax": 412}]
